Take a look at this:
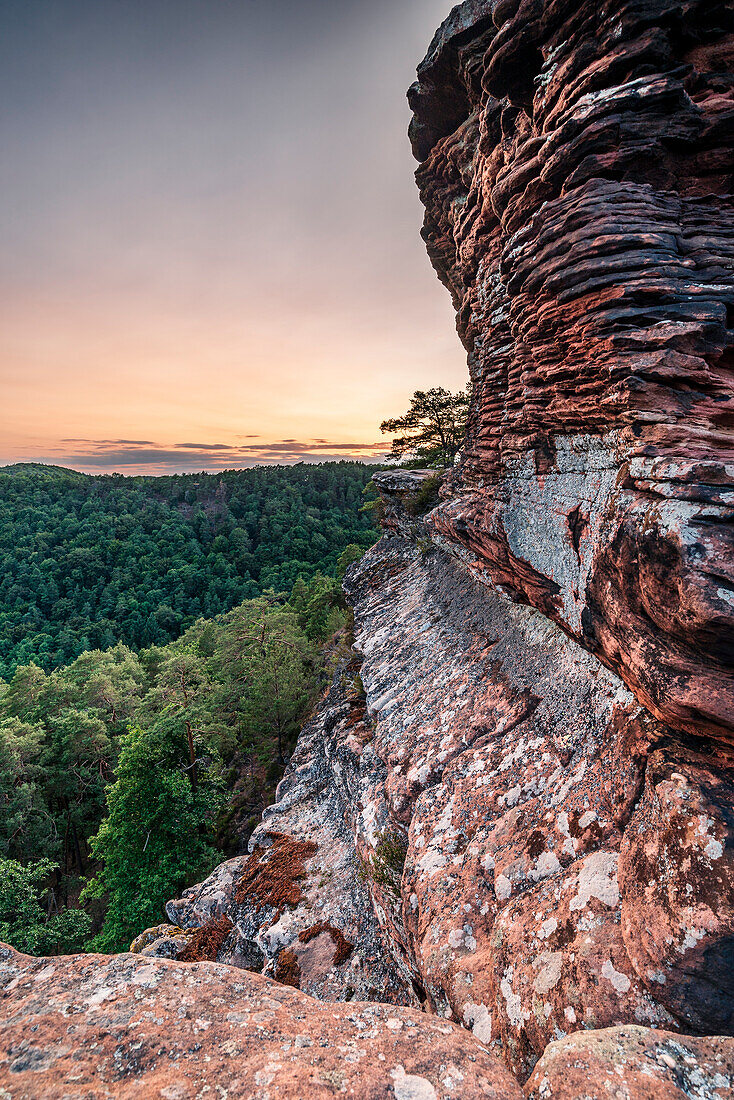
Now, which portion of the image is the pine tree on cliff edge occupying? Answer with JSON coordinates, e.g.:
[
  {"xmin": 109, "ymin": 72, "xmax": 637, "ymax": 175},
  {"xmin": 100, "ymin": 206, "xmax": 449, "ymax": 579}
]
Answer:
[{"xmin": 380, "ymin": 386, "xmax": 470, "ymax": 467}]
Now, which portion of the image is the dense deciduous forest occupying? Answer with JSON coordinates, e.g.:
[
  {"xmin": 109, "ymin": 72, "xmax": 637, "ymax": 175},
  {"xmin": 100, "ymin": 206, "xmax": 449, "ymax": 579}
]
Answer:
[
  {"xmin": 0, "ymin": 462, "xmax": 378, "ymax": 678},
  {"xmin": 0, "ymin": 561, "xmax": 362, "ymax": 954}
]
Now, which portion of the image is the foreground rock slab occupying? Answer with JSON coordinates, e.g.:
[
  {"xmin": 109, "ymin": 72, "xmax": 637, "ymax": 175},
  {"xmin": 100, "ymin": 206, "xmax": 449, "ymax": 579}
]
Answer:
[
  {"xmin": 526, "ymin": 1025, "xmax": 734, "ymax": 1100},
  {"xmin": 0, "ymin": 944, "xmax": 521, "ymax": 1099}
]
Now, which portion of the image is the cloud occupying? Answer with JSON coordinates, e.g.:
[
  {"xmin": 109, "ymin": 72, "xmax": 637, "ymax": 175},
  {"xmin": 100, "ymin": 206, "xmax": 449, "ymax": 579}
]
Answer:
[
  {"xmin": 61, "ymin": 438, "xmax": 157, "ymax": 446},
  {"xmin": 174, "ymin": 442, "xmax": 236, "ymax": 450},
  {"xmin": 237, "ymin": 440, "xmax": 386, "ymax": 454},
  {"xmin": 55, "ymin": 437, "xmax": 389, "ymax": 473}
]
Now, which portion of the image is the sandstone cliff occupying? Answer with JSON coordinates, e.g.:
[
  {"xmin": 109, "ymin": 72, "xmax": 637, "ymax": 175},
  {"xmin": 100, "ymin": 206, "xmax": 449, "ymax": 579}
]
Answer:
[{"xmin": 1, "ymin": 2, "xmax": 733, "ymax": 1096}]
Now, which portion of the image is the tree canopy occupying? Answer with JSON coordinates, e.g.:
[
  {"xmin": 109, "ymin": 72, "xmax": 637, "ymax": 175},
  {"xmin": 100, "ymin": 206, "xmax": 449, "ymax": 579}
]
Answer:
[
  {"xmin": 0, "ymin": 568, "xmax": 356, "ymax": 953},
  {"xmin": 0, "ymin": 460, "xmax": 374, "ymax": 954}
]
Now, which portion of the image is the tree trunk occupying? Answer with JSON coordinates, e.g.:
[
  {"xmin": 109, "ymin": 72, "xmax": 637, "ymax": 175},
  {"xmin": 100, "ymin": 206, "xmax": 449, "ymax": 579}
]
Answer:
[
  {"xmin": 186, "ymin": 721, "xmax": 198, "ymax": 793},
  {"xmin": 71, "ymin": 820, "xmax": 85, "ymax": 874}
]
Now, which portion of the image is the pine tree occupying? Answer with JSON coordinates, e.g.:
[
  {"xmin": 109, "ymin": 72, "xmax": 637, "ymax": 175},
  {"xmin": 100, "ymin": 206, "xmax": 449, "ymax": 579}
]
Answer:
[{"xmin": 380, "ymin": 386, "xmax": 470, "ymax": 466}]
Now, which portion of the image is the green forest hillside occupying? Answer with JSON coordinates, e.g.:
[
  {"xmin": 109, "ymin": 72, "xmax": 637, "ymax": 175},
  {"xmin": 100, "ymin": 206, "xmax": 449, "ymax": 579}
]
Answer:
[
  {"xmin": 0, "ymin": 565, "xmax": 364, "ymax": 954},
  {"xmin": 0, "ymin": 462, "xmax": 378, "ymax": 677}
]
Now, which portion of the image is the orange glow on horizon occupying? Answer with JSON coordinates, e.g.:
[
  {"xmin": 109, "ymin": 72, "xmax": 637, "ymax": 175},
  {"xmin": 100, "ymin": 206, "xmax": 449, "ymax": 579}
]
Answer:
[{"xmin": 1, "ymin": 284, "xmax": 466, "ymax": 474}]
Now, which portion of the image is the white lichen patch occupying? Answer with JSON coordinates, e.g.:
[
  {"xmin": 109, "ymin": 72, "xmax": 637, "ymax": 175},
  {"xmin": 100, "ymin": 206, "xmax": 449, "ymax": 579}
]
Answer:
[
  {"xmin": 538, "ymin": 918, "xmax": 558, "ymax": 940},
  {"xmin": 500, "ymin": 968, "xmax": 531, "ymax": 1030},
  {"xmin": 601, "ymin": 958, "xmax": 632, "ymax": 994},
  {"xmin": 462, "ymin": 1002, "xmax": 493, "ymax": 1044},
  {"xmin": 569, "ymin": 851, "xmax": 620, "ymax": 912},
  {"xmin": 529, "ymin": 851, "xmax": 562, "ymax": 882},
  {"xmin": 390, "ymin": 1065, "xmax": 437, "ymax": 1100},
  {"xmin": 533, "ymin": 952, "xmax": 564, "ymax": 995},
  {"xmin": 494, "ymin": 874, "xmax": 513, "ymax": 900}
]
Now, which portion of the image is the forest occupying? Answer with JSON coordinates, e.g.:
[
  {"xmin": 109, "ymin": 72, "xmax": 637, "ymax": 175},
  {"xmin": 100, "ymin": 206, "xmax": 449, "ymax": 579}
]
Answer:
[
  {"xmin": 0, "ymin": 462, "xmax": 378, "ymax": 678},
  {"xmin": 0, "ymin": 558, "xmax": 363, "ymax": 955}
]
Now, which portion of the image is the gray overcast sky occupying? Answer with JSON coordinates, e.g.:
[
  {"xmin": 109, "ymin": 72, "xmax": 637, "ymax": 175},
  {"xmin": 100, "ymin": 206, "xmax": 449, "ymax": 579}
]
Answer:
[{"xmin": 0, "ymin": 0, "xmax": 467, "ymax": 472}]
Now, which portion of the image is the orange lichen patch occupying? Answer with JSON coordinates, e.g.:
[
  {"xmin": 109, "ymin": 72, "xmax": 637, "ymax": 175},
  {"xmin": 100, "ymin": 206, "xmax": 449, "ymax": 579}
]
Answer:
[
  {"xmin": 234, "ymin": 831, "xmax": 318, "ymax": 914},
  {"xmin": 274, "ymin": 948, "xmax": 301, "ymax": 989},
  {"xmin": 342, "ymin": 694, "xmax": 366, "ymax": 728},
  {"xmin": 129, "ymin": 924, "xmax": 188, "ymax": 953},
  {"xmin": 178, "ymin": 915, "xmax": 234, "ymax": 962},
  {"xmin": 299, "ymin": 921, "xmax": 354, "ymax": 966}
]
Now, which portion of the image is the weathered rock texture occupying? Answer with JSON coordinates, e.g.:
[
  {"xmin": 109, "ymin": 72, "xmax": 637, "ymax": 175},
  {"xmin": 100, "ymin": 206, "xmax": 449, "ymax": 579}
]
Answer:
[
  {"xmin": 2, "ymin": 2, "xmax": 732, "ymax": 1096},
  {"xmin": 525, "ymin": 1025, "xmax": 734, "ymax": 1099},
  {"xmin": 0, "ymin": 945, "xmax": 522, "ymax": 1099}
]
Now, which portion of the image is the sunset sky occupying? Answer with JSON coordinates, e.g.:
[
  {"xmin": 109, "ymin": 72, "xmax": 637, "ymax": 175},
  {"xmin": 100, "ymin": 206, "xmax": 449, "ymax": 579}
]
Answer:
[{"xmin": 1, "ymin": 0, "xmax": 467, "ymax": 474}]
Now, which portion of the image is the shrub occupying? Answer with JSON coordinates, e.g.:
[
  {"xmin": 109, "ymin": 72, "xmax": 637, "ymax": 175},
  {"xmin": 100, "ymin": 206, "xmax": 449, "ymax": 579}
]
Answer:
[{"xmin": 0, "ymin": 858, "xmax": 91, "ymax": 955}]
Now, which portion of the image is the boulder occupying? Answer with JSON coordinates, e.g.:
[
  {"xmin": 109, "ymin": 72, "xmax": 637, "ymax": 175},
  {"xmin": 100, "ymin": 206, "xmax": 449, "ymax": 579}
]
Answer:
[{"xmin": 525, "ymin": 1025, "xmax": 734, "ymax": 1100}]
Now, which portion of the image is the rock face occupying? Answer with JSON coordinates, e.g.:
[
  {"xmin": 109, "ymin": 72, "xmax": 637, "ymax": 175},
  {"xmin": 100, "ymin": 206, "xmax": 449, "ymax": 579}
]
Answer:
[
  {"xmin": 401, "ymin": 0, "xmax": 734, "ymax": 1071},
  {"xmin": 408, "ymin": 0, "xmax": 734, "ymax": 748},
  {"xmin": 5, "ymin": 946, "xmax": 730, "ymax": 1100},
  {"xmin": 344, "ymin": 529, "xmax": 725, "ymax": 1078},
  {"xmin": 1, "ymin": 2, "xmax": 732, "ymax": 1096}
]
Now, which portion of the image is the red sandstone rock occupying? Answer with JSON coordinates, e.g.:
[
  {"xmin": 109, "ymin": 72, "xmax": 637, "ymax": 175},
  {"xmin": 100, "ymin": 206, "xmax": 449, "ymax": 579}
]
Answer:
[
  {"xmin": 619, "ymin": 745, "xmax": 734, "ymax": 1034},
  {"xmin": 0, "ymin": 944, "xmax": 522, "ymax": 1099},
  {"xmin": 524, "ymin": 1025, "xmax": 734, "ymax": 1099},
  {"xmin": 346, "ymin": 536, "xmax": 676, "ymax": 1079},
  {"xmin": 408, "ymin": 0, "xmax": 734, "ymax": 744}
]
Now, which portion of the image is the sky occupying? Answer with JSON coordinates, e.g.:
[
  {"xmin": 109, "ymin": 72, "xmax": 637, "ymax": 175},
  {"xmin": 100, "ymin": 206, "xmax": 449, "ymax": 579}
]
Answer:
[{"xmin": 0, "ymin": 0, "xmax": 467, "ymax": 475}]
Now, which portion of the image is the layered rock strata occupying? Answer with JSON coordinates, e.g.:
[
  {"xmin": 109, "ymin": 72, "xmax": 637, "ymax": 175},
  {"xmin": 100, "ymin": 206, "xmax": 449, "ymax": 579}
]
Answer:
[
  {"xmin": 408, "ymin": 0, "xmax": 734, "ymax": 747},
  {"xmin": 155, "ymin": 1, "xmax": 732, "ymax": 1078}
]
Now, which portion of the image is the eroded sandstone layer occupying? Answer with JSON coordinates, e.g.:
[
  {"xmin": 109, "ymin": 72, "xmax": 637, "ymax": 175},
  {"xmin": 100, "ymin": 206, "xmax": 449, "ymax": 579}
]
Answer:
[
  {"xmin": 4, "ymin": 945, "xmax": 731, "ymax": 1099},
  {"xmin": 408, "ymin": 0, "xmax": 734, "ymax": 746}
]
